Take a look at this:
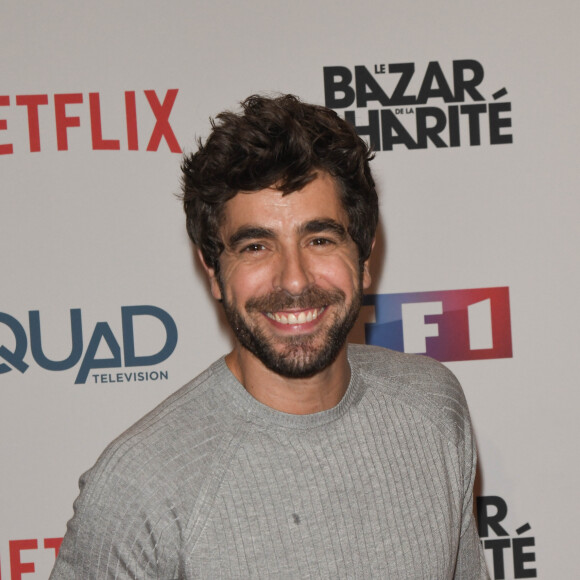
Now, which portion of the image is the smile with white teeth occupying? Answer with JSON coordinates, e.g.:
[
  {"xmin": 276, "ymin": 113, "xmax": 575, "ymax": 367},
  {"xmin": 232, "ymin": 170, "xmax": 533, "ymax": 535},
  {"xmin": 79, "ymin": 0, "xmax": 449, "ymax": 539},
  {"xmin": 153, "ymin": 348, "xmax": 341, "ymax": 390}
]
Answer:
[{"xmin": 266, "ymin": 307, "xmax": 325, "ymax": 325}]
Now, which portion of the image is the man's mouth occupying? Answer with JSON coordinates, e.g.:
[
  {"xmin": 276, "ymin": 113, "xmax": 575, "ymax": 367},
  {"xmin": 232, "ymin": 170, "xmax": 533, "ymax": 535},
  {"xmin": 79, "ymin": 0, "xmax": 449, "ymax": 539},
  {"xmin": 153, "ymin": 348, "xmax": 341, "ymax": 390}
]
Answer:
[{"xmin": 265, "ymin": 307, "xmax": 326, "ymax": 325}]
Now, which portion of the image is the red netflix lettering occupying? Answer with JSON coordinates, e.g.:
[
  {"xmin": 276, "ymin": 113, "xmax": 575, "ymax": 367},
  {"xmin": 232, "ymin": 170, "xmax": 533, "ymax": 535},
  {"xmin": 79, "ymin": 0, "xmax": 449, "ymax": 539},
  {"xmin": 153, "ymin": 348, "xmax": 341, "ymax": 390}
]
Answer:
[
  {"xmin": 125, "ymin": 91, "xmax": 139, "ymax": 150},
  {"xmin": 1, "ymin": 537, "xmax": 64, "ymax": 579},
  {"xmin": 54, "ymin": 93, "xmax": 83, "ymax": 151},
  {"xmin": 89, "ymin": 93, "xmax": 121, "ymax": 150},
  {"xmin": 0, "ymin": 90, "xmax": 181, "ymax": 153},
  {"xmin": 43, "ymin": 538, "xmax": 62, "ymax": 559},
  {"xmin": 145, "ymin": 89, "xmax": 182, "ymax": 153},
  {"xmin": 8, "ymin": 539, "xmax": 37, "ymax": 580},
  {"xmin": 15, "ymin": 95, "xmax": 49, "ymax": 152},
  {"xmin": 0, "ymin": 96, "xmax": 14, "ymax": 155}
]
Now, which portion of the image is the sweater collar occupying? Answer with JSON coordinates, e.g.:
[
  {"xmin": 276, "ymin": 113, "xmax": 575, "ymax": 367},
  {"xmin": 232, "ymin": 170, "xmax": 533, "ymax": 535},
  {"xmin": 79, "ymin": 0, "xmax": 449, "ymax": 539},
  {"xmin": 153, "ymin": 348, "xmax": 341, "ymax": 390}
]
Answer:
[{"xmin": 211, "ymin": 346, "xmax": 363, "ymax": 430}]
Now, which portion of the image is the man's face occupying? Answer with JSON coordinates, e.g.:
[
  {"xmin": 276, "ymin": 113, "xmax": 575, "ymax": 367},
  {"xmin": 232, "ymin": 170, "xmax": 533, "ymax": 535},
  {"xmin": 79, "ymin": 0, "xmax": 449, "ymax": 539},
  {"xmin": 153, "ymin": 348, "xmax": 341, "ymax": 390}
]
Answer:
[{"xmin": 203, "ymin": 172, "xmax": 372, "ymax": 379}]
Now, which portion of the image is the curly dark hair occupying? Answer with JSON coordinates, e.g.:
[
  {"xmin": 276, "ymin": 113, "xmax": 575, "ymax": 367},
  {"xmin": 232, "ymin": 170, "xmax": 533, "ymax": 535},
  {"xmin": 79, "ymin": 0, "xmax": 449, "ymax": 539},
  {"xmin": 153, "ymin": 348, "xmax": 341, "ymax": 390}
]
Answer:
[{"xmin": 181, "ymin": 94, "xmax": 378, "ymax": 274}]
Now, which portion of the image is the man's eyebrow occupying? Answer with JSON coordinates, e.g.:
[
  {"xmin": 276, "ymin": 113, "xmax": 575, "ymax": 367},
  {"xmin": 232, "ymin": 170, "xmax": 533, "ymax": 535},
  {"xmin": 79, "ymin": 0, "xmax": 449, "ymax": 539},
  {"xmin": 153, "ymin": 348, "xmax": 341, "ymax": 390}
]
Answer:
[
  {"xmin": 227, "ymin": 226, "xmax": 276, "ymax": 248},
  {"xmin": 299, "ymin": 219, "xmax": 348, "ymax": 239}
]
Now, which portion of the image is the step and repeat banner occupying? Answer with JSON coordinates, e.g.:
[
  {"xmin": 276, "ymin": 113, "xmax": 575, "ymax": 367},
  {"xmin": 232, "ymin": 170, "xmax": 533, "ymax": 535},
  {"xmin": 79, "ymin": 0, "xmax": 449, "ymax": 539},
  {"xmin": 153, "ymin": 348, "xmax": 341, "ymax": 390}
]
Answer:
[{"xmin": 1, "ymin": 1, "xmax": 578, "ymax": 578}]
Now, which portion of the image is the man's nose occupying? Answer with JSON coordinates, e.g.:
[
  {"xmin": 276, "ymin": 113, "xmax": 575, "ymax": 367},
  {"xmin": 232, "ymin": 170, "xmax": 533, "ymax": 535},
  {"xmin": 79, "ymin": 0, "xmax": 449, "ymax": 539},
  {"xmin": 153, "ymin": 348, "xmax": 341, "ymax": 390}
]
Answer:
[{"xmin": 274, "ymin": 246, "xmax": 313, "ymax": 295}]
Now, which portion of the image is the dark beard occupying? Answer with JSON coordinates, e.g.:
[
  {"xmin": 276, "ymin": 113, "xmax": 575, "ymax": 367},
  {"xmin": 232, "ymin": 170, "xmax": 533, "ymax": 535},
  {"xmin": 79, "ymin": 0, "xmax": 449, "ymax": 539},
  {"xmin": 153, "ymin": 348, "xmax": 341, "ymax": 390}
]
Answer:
[{"xmin": 220, "ymin": 284, "xmax": 362, "ymax": 379}]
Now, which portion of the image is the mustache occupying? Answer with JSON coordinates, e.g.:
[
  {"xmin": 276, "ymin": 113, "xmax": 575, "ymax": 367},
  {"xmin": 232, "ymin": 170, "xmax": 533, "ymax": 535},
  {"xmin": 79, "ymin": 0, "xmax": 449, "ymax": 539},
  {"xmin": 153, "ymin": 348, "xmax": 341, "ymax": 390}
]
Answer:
[{"xmin": 245, "ymin": 286, "xmax": 346, "ymax": 313}]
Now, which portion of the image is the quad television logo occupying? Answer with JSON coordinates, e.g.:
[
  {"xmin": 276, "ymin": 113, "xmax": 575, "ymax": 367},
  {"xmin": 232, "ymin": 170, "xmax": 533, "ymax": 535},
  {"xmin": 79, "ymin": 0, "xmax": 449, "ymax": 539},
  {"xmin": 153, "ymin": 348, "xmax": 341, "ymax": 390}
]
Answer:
[
  {"xmin": 324, "ymin": 59, "xmax": 513, "ymax": 150},
  {"xmin": 0, "ymin": 305, "xmax": 178, "ymax": 384},
  {"xmin": 362, "ymin": 287, "xmax": 512, "ymax": 362}
]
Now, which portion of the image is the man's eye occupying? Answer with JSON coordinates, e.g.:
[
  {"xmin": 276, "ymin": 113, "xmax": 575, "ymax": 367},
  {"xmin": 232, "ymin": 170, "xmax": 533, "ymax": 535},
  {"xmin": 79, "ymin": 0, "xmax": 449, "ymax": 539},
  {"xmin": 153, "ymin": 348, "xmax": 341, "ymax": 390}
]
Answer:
[
  {"xmin": 241, "ymin": 243, "xmax": 266, "ymax": 253},
  {"xmin": 310, "ymin": 238, "xmax": 333, "ymax": 246}
]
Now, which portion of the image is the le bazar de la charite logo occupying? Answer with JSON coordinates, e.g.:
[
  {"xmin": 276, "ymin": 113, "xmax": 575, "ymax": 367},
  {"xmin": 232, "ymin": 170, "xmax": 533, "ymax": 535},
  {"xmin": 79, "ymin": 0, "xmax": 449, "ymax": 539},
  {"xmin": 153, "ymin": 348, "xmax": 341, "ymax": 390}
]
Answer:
[{"xmin": 323, "ymin": 59, "xmax": 513, "ymax": 151}]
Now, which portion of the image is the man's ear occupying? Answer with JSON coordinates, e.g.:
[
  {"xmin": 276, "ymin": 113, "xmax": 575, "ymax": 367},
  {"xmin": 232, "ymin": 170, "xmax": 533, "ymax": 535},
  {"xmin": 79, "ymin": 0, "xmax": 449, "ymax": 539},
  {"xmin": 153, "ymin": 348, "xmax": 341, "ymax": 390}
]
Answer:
[
  {"xmin": 362, "ymin": 238, "xmax": 376, "ymax": 290},
  {"xmin": 197, "ymin": 249, "xmax": 222, "ymax": 301}
]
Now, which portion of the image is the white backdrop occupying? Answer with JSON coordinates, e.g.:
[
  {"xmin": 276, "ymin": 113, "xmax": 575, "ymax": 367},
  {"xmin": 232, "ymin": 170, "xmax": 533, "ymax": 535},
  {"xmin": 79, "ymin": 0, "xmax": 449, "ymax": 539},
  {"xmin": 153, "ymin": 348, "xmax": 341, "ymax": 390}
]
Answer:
[{"xmin": 1, "ymin": 2, "xmax": 578, "ymax": 578}]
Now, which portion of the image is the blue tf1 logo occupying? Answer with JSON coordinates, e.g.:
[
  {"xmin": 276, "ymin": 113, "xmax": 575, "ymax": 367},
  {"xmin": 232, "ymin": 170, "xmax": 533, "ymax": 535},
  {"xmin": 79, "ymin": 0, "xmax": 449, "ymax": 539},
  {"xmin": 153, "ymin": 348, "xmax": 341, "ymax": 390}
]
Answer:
[{"xmin": 0, "ymin": 305, "xmax": 177, "ymax": 384}]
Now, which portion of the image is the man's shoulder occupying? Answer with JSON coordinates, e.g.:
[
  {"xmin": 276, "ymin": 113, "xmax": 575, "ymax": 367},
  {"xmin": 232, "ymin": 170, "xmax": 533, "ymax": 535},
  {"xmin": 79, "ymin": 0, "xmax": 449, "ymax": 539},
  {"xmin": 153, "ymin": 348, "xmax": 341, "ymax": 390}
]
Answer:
[
  {"xmin": 83, "ymin": 358, "xmax": 237, "ymax": 495},
  {"xmin": 53, "ymin": 359, "xmax": 243, "ymax": 577},
  {"xmin": 349, "ymin": 344, "xmax": 470, "ymax": 444},
  {"xmin": 349, "ymin": 343, "xmax": 462, "ymax": 393}
]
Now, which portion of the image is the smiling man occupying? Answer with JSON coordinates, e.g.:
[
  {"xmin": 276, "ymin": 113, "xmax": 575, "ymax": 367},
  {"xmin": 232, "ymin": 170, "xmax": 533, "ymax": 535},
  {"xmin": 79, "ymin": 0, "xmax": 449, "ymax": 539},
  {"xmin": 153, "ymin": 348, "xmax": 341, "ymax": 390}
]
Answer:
[
  {"xmin": 51, "ymin": 95, "xmax": 489, "ymax": 579},
  {"xmin": 206, "ymin": 173, "xmax": 368, "ymax": 414}
]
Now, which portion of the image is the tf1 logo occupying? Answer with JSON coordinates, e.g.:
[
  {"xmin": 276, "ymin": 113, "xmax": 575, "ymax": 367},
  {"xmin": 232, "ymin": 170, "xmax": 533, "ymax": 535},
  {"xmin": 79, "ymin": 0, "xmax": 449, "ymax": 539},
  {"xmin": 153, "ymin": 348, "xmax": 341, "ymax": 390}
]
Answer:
[{"xmin": 362, "ymin": 287, "xmax": 512, "ymax": 362}]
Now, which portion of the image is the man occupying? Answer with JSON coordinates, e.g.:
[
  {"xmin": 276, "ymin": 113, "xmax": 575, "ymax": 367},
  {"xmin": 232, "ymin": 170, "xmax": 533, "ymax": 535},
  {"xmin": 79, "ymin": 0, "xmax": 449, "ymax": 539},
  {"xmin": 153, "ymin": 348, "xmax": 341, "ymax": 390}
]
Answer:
[{"xmin": 51, "ymin": 95, "xmax": 489, "ymax": 578}]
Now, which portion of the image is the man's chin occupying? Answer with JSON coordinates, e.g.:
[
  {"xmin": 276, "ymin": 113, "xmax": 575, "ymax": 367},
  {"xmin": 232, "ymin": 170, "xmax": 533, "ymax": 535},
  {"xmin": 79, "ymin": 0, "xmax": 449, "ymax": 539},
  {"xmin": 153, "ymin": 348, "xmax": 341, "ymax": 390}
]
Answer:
[{"xmin": 248, "ymin": 338, "xmax": 343, "ymax": 379}]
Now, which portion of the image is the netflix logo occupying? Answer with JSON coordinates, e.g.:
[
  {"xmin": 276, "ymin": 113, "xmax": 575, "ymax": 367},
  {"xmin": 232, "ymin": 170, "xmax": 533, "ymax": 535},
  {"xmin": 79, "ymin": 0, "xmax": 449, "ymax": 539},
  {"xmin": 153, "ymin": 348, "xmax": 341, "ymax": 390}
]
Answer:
[
  {"xmin": 0, "ymin": 538, "xmax": 62, "ymax": 580},
  {"xmin": 0, "ymin": 89, "xmax": 182, "ymax": 154}
]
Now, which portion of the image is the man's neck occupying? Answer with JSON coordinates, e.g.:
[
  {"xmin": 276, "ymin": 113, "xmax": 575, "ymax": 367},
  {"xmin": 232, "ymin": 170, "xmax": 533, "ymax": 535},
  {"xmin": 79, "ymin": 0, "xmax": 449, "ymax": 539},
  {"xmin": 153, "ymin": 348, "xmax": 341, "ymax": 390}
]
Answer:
[{"xmin": 224, "ymin": 345, "xmax": 351, "ymax": 415}]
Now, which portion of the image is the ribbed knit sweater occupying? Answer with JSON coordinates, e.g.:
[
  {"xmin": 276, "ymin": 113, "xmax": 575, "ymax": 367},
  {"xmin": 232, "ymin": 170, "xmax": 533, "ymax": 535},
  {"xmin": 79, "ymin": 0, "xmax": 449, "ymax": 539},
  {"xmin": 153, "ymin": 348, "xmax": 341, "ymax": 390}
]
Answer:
[{"xmin": 51, "ymin": 345, "xmax": 489, "ymax": 579}]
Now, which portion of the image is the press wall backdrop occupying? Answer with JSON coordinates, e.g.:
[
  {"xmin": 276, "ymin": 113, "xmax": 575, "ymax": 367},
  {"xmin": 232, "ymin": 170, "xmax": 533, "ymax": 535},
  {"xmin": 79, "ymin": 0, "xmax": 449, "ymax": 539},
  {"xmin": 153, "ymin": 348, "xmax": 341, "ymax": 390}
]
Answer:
[{"xmin": 2, "ymin": 2, "xmax": 578, "ymax": 578}]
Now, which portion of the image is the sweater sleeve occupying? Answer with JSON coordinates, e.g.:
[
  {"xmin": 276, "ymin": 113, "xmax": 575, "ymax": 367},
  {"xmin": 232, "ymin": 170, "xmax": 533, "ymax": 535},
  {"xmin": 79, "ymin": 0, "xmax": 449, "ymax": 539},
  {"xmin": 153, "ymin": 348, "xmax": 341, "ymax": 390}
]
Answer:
[
  {"xmin": 50, "ymin": 366, "xmax": 231, "ymax": 579},
  {"xmin": 49, "ymin": 460, "xmax": 182, "ymax": 580},
  {"xmin": 454, "ymin": 405, "xmax": 490, "ymax": 579}
]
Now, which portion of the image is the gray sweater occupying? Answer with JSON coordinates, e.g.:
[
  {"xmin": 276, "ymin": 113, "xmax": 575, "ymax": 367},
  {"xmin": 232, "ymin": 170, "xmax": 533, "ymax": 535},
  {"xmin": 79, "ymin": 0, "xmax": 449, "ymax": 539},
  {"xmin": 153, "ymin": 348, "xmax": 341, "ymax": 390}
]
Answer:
[{"xmin": 51, "ymin": 345, "xmax": 489, "ymax": 579}]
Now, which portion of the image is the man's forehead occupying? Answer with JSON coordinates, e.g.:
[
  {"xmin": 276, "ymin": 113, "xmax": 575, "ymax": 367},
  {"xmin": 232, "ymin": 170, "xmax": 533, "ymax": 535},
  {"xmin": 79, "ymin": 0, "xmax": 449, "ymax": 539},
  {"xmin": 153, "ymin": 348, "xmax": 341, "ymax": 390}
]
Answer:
[{"xmin": 220, "ymin": 174, "xmax": 347, "ymax": 230}]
